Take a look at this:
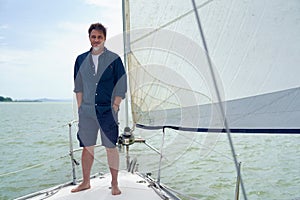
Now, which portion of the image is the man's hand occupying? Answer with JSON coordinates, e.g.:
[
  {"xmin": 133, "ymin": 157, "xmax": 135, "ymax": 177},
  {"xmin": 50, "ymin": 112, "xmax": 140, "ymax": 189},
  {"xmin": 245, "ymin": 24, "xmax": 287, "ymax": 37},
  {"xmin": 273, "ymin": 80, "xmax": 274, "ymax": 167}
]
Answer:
[
  {"xmin": 113, "ymin": 96, "xmax": 122, "ymax": 113},
  {"xmin": 113, "ymin": 103, "xmax": 119, "ymax": 113}
]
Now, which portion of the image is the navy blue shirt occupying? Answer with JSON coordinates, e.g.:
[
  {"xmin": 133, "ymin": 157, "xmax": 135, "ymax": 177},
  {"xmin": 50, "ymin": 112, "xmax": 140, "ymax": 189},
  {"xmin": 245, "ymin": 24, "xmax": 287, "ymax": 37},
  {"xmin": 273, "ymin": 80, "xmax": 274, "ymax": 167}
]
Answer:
[{"xmin": 74, "ymin": 48, "xmax": 127, "ymax": 116}]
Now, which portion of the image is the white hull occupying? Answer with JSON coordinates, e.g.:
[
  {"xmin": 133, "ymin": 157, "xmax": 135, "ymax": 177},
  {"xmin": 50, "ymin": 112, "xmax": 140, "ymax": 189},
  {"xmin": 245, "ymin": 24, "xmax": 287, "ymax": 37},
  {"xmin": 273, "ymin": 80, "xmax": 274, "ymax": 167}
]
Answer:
[{"xmin": 16, "ymin": 170, "xmax": 178, "ymax": 200}]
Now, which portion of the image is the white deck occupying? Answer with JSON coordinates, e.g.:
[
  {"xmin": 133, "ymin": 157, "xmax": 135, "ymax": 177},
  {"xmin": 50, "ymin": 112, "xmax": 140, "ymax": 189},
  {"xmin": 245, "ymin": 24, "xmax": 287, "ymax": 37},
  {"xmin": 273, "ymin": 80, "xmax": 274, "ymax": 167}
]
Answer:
[{"xmin": 20, "ymin": 171, "xmax": 168, "ymax": 200}]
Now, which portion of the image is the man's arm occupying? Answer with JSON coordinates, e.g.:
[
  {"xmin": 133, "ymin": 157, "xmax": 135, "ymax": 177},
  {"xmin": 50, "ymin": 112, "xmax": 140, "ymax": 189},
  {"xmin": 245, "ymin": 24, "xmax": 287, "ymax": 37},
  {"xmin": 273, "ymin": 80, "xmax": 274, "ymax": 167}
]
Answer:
[
  {"xmin": 76, "ymin": 92, "xmax": 83, "ymax": 109},
  {"xmin": 74, "ymin": 54, "xmax": 85, "ymax": 109},
  {"xmin": 113, "ymin": 96, "xmax": 122, "ymax": 112},
  {"xmin": 112, "ymin": 56, "xmax": 127, "ymax": 112}
]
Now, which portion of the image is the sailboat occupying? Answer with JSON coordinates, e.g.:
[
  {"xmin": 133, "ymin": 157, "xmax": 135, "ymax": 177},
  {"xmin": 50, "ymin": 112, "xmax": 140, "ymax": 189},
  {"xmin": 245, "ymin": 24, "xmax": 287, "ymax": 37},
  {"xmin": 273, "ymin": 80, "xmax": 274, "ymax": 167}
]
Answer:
[{"xmin": 16, "ymin": 0, "xmax": 299, "ymax": 199}]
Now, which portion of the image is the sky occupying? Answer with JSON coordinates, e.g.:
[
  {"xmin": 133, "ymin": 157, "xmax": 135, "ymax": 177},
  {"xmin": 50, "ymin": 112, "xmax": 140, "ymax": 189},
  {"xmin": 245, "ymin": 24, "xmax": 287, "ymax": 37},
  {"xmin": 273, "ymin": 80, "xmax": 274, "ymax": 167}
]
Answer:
[
  {"xmin": 0, "ymin": 0, "xmax": 299, "ymax": 101},
  {"xmin": 0, "ymin": 0, "xmax": 123, "ymax": 100}
]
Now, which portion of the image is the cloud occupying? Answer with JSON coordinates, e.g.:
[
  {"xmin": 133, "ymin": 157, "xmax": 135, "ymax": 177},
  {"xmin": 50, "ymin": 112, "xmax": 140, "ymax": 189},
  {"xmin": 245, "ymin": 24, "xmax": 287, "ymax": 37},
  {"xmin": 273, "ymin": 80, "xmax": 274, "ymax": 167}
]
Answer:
[
  {"xmin": 0, "ymin": 1, "xmax": 123, "ymax": 99},
  {"xmin": 0, "ymin": 24, "xmax": 9, "ymax": 29},
  {"xmin": 57, "ymin": 22, "xmax": 87, "ymax": 33},
  {"xmin": 83, "ymin": 0, "xmax": 120, "ymax": 8},
  {"xmin": 0, "ymin": 48, "xmax": 31, "ymax": 67},
  {"xmin": 0, "ymin": 25, "xmax": 8, "ymax": 46},
  {"xmin": 80, "ymin": 1, "xmax": 123, "ymax": 37},
  {"xmin": 0, "ymin": 25, "xmax": 84, "ymax": 99}
]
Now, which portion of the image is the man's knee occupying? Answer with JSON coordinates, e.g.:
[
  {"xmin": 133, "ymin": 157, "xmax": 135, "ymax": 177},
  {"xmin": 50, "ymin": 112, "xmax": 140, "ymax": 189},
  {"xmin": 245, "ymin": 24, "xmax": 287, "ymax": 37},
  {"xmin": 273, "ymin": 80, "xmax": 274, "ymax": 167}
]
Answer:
[{"xmin": 83, "ymin": 146, "xmax": 95, "ymax": 155}]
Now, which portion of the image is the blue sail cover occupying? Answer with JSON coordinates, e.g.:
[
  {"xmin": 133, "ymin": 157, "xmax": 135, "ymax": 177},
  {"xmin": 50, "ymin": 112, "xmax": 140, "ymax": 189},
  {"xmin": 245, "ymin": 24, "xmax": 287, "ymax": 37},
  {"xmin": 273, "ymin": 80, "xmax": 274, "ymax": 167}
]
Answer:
[{"xmin": 124, "ymin": 0, "xmax": 300, "ymax": 133}]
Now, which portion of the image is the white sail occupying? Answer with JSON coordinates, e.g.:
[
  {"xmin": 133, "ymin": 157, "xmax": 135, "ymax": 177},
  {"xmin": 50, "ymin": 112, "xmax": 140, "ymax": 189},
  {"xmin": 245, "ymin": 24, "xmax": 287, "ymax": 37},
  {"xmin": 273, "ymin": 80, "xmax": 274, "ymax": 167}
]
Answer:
[{"xmin": 124, "ymin": 0, "xmax": 300, "ymax": 132}]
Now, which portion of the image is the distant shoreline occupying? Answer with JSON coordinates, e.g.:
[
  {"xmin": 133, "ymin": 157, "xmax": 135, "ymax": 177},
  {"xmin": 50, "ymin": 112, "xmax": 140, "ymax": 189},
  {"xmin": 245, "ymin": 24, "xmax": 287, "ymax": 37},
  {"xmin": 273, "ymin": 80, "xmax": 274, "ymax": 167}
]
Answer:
[
  {"xmin": 14, "ymin": 100, "xmax": 43, "ymax": 102},
  {"xmin": 0, "ymin": 96, "xmax": 72, "ymax": 103},
  {"xmin": 16, "ymin": 98, "xmax": 72, "ymax": 102}
]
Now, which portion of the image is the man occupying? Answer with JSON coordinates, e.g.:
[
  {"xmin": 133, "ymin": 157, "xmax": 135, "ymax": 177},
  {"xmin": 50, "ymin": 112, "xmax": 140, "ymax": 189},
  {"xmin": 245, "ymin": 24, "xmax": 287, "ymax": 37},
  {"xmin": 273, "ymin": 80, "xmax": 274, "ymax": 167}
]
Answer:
[{"xmin": 72, "ymin": 23, "xmax": 127, "ymax": 195}]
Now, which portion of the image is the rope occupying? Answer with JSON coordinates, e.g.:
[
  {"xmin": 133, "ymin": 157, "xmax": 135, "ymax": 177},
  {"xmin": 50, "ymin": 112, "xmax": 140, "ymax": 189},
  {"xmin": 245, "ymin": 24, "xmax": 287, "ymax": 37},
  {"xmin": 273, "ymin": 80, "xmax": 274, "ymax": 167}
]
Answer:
[
  {"xmin": 141, "ymin": 129, "xmax": 234, "ymax": 176},
  {"xmin": 175, "ymin": 130, "xmax": 234, "ymax": 161},
  {"xmin": 0, "ymin": 121, "xmax": 79, "ymax": 178},
  {"xmin": 0, "ymin": 154, "xmax": 69, "ymax": 178},
  {"xmin": 1, "ymin": 122, "xmax": 73, "ymax": 143}
]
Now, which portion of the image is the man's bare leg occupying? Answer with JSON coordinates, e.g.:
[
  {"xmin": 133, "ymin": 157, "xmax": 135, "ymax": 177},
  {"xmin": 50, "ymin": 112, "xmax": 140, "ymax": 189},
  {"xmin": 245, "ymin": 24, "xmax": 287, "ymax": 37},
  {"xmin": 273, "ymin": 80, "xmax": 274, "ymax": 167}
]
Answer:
[
  {"xmin": 106, "ymin": 147, "xmax": 121, "ymax": 195},
  {"xmin": 71, "ymin": 146, "xmax": 94, "ymax": 192}
]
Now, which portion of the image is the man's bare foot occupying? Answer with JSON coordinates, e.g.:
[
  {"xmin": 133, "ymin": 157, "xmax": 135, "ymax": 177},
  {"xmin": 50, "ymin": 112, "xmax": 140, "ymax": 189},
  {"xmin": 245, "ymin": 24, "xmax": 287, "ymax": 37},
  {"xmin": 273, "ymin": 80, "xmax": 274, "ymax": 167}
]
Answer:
[
  {"xmin": 111, "ymin": 184, "xmax": 121, "ymax": 195},
  {"xmin": 71, "ymin": 183, "xmax": 91, "ymax": 193},
  {"xmin": 111, "ymin": 181, "xmax": 121, "ymax": 195}
]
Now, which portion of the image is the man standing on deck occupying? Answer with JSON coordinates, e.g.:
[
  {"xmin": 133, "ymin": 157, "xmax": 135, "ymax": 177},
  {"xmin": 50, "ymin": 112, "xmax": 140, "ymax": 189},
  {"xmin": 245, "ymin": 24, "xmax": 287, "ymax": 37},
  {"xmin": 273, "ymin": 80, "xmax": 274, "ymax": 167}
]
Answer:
[{"xmin": 72, "ymin": 23, "xmax": 127, "ymax": 195}]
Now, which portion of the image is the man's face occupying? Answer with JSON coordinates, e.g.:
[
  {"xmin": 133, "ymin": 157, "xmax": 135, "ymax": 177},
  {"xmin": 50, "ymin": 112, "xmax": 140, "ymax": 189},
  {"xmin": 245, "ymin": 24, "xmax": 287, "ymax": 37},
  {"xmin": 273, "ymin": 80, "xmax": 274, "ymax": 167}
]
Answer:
[{"xmin": 89, "ymin": 29, "xmax": 106, "ymax": 48}]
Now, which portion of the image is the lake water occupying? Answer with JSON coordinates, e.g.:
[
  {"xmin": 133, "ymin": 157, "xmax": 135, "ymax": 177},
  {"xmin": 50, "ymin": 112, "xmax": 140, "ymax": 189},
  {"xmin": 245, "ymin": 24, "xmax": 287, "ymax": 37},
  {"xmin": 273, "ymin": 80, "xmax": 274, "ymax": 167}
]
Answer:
[{"xmin": 0, "ymin": 102, "xmax": 299, "ymax": 200}]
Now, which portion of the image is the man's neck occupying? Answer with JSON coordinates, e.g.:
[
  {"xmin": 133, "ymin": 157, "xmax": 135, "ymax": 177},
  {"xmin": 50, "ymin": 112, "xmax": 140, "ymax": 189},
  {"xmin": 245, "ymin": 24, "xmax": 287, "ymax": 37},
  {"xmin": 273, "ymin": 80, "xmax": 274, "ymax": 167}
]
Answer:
[
  {"xmin": 92, "ymin": 49, "xmax": 103, "ymax": 55},
  {"xmin": 91, "ymin": 46, "xmax": 105, "ymax": 55}
]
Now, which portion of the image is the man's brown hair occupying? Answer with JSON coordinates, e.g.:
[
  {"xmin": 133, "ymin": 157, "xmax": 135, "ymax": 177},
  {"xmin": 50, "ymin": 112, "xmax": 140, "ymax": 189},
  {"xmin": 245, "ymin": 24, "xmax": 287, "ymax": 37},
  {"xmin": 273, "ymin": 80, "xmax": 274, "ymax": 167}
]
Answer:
[{"xmin": 88, "ymin": 23, "xmax": 106, "ymax": 38}]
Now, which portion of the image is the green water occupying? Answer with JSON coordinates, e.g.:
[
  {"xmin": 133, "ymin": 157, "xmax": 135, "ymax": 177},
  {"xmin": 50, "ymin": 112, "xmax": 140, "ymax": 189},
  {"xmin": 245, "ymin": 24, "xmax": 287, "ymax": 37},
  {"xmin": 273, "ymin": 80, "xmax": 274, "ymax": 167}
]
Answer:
[{"xmin": 0, "ymin": 102, "xmax": 299, "ymax": 200}]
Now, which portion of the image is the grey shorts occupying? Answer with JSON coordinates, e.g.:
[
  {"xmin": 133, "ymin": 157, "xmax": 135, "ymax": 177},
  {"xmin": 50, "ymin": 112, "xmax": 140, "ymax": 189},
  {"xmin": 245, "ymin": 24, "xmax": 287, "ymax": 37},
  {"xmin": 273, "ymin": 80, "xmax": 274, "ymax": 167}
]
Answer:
[{"xmin": 77, "ymin": 109, "xmax": 119, "ymax": 148}]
